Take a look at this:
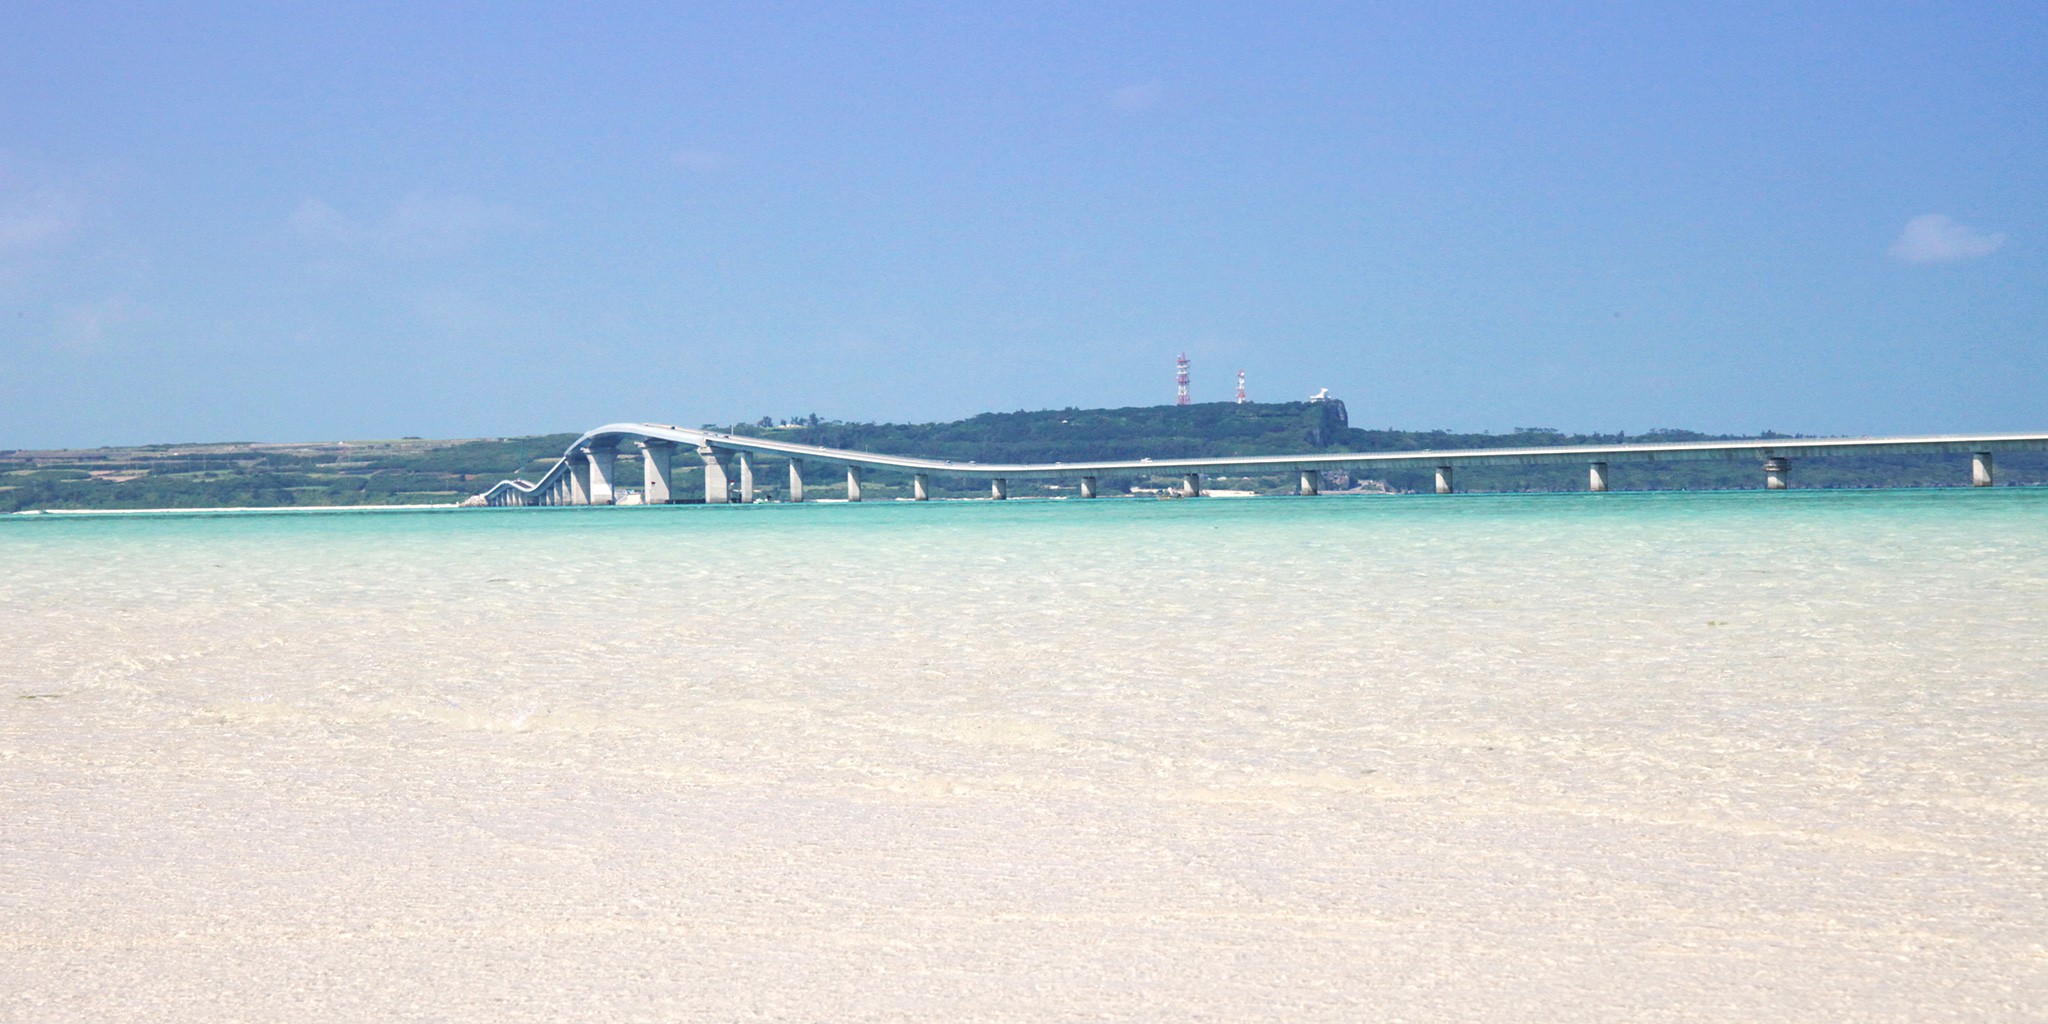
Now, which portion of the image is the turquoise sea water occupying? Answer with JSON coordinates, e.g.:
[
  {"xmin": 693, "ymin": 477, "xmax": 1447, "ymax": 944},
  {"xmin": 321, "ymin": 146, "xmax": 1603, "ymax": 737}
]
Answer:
[{"xmin": 4, "ymin": 491, "xmax": 2045, "ymax": 1021}]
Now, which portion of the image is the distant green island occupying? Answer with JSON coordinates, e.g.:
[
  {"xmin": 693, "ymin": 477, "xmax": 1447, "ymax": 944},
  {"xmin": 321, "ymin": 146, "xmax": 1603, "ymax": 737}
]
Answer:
[{"xmin": 4, "ymin": 400, "xmax": 2040, "ymax": 512}]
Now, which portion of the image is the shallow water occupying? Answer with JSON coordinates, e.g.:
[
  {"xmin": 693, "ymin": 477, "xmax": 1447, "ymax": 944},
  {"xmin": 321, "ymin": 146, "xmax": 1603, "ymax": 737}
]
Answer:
[{"xmin": 3, "ymin": 491, "xmax": 2045, "ymax": 1021}]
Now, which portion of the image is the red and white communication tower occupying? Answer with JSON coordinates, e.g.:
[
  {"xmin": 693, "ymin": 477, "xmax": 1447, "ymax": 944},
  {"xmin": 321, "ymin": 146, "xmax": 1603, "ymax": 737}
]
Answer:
[
  {"xmin": 1175, "ymin": 352, "xmax": 1191, "ymax": 405},
  {"xmin": 1235, "ymin": 369, "xmax": 1247, "ymax": 404}
]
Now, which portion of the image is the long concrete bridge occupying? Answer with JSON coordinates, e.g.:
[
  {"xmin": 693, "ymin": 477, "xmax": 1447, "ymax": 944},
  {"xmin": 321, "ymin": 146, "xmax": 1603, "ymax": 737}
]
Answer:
[{"xmin": 470, "ymin": 424, "xmax": 2048, "ymax": 506}]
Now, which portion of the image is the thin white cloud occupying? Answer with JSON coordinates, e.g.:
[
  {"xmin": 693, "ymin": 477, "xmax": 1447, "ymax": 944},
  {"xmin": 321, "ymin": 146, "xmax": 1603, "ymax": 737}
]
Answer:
[
  {"xmin": 55, "ymin": 295, "xmax": 140, "ymax": 352},
  {"xmin": 672, "ymin": 149, "xmax": 730, "ymax": 173},
  {"xmin": 290, "ymin": 193, "xmax": 515, "ymax": 255},
  {"xmin": 382, "ymin": 194, "xmax": 516, "ymax": 251},
  {"xmin": 1888, "ymin": 213, "xmax": 2004, "ymax": 264},
  {"xmin": 1110, "ymin": 81, "xmax": 1163, "ymax": 113},
  {"xmin": 408, "ymin": 288, "xmax": 516, "ymax": 334},
  {"xmin": 289, "ymin": 198, "xmax": 360, "ymax": 243},
  {"xmin": 0, "ymin": 187, "xmax": 77, "ymax": 253}
]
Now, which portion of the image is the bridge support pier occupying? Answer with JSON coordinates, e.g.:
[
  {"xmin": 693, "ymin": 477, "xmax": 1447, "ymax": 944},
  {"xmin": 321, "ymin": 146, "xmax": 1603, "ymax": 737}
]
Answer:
[
  {"xmin": 1764, "ymin": 458, "xmax": 1790, "ymax": 490},
  {"xmin": 1182, "ymin": 473, "xmax": 1202, "ymax": 497},
  {"xmin": 1435, "ymin": 465, "xmax": 1453, "ymax": 494},
  {"xmin": 913, "ymin": 473, "xmax": 930, "ymax": 500},
  {"xmin": 846, "ymin": 465, "xmax": 863, "ymax": 502},
  {"xmin": 1973, "ymin": 451, "xmax": 1994, "ymax": 487},
  {"xmin": 569, "ymin": 453, "xmax": 593, "ymax": 505},
  {"xmin": 788, "ymin": 461, "xmax": 805, "ymax": 502},
  {"xmin": 1080, "ymin": 476, "xmax": 1097, "ymax": 499},
  {"xmin": 638, "ymin": 440, "xmax": 675, "ymax": 504},
  {"xmin": 1589, "ymin": 461, "xmax": 1610, "ymax": 493},
  {"xmin": 699, "ymin": 446, "xmax": 732, "ymax": 503},
  {"xmin": 991, "ymin": 478, "xmax": 1007, "ymax": 500},
  {"xmin": 585, "ymin": 445, "xmax": 617, "ymax": 505},
  {"xmin": 1298, "ymin": 470, "xmax": 1319, "ymax": 496},
  {"xmin": 738, "ymin": 451, "xmax": 757, "ymax": 503}
]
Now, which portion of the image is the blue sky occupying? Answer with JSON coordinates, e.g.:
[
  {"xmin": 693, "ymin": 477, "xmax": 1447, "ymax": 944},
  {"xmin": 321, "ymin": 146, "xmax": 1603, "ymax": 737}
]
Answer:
[{"xmin": 1, "ymin": 2, "xmax": 2041, "ymax": 447}]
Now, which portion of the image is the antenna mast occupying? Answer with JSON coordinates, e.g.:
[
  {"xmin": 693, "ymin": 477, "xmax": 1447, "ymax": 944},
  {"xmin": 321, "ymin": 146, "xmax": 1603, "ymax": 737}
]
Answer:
[
  {"xmin": 1235, "ymin": 369, "xmax": 1247, "ymax": 404},
  {"xmin": 1175, "ymin": 352, "xmax": 1191, "ymax": 406}
]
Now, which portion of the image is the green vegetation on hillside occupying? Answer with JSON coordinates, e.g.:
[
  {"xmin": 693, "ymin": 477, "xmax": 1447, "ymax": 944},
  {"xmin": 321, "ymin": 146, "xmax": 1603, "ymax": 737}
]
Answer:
[
  {"xmin": 759, "ymin": 400, "xmax": 1355, "ymax": 463},
  {"xmin": 720, "ymin": 401, "xmax": 2042, "ymax": 498},
  {"xmin": 0, "ymin": 434, "xmax": 578, "ymax": 513},
  {"xmin": 4, "ymin": 400, "xmax": 2040, "ymax": 512}
]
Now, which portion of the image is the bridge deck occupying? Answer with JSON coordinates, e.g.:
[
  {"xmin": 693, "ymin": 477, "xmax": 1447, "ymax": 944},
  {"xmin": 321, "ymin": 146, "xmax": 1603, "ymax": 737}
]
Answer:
[{"xmin": 476, "ymin": 423, "xmax": 2048, "ymax": 504}]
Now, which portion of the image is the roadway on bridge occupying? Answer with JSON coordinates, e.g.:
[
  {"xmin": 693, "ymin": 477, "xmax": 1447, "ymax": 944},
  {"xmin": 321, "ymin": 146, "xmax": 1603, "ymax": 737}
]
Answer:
[{"xmin": 475, "ymin": 423, "xmax": 2048, "ymax": 505}]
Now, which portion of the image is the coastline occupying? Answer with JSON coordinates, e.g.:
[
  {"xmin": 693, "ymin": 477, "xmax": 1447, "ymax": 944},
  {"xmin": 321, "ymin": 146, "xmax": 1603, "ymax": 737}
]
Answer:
[{"xmin": 9, "ymin": 502, "xmax": 463, "ymax": 516}]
